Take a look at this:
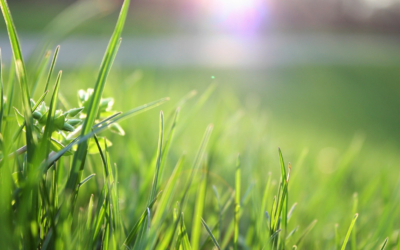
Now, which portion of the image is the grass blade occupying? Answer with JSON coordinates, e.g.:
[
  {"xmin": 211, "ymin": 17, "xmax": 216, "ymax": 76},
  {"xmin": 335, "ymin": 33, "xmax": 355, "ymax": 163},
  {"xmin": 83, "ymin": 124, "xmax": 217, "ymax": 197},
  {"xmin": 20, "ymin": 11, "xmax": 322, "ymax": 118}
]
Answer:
[
  {"xmin": 148, "ymin": 111, "xmax": 164, "ymax": 206},
  {"xmin": 286, "ymin": 226, "xmax": 299, "ymax": 240},
  {"xmin": 335, "ymin": 224, "xmax": 340, "ymax": 250},
  {"xmin": 351, "ymin": 193, "xmax": 358, "ymax": 250},
  {"xmin": 43, "ymin": 45, "xmax": 60, "ymax": 94},
  {"xmin": 287, "ymin": 202, "xmax": 297, "ymax": 222},
  {"xmin": 397, "ymin": 233, "xmax": 400, "ymax": 250},
  {"xmin": 122, "ymin": 193, "xmax": 161, "ymax": 247},
  {"xmin": 31, "ymin": 50, "xmax": 51, "ymax": 96},
  {"xmin": 191, "ymin": 162, "xmax": 208, "ymax": 250},
  {"xmin": 341, "ymin": 214, "xmax": 359, "ymax": 250},
  {"xmin": 2, "ymin": 57, "xmax": 15, "ymax": 138},
  {"xmin": 66, "ymin": 0, "xmax": 131, "ymax": 196},
  {"xmin": 78, "ymin": 174, "xmax": 96, "ymax": 188},
  {"xmin": 159, "ymin": 107, "xmax": 180, "ymax": 185},
  {"xmin": 296, "ymin": 219, "xmax": 317, "ymax": 247},
  {"xmin": 259, "ymin": 172, "xmax": 272, "ymax": 231},
  {"xmin": 270, "ymin": 229, "xmax": 282, "ymax": 241},
  {"xmin": 179, "ymin": 213, "xmax": 192, "ymax": 250},
  {"xmin": 0, "ymin": 0, "xmax": 36, "ymax": 161},
  {"xmin": 380, "ymin": 237, "xmax": 388, "ymax": 250},
  {"xmin": 220, "ymin": 184, "xmax": 252, "ymax": 249},
  {"xmin": 201, "ymin": 218, "xmax": 221, "ymax": 250},
  {"xmin": 32, "ymin": 90, "xmax": 49, "ymax": 111},
  {"xmin": 0, "ymin": 48, "xmax": 3, "ymax": 132},
  {"xmin": 87, "ymin": 194, "xmax": 94, "ymax": 232},
  {"xmin": 234, "ymin": 155, "xmax": 241, "ymax": 250},
  {"xmin": 148, "ymin": 155, "xmax": 185, "ymax": 249},
  {"xmin": 278, "ymin": 148, "xmax": 287, "ymax": 183},
  {"xmin": 92, "ymin": 185, "xmax": 109, "ymax": 245},
  {"xmin": 166, "ymin": 125, "xmax": 213, "ymax": 249},
  {"xmin": 40, "ymin": 70, "xmax": 62, "ymax": 160},
  {"xmin": 212, "ymin": 186, "xmax": 222, "ymax": 242}
]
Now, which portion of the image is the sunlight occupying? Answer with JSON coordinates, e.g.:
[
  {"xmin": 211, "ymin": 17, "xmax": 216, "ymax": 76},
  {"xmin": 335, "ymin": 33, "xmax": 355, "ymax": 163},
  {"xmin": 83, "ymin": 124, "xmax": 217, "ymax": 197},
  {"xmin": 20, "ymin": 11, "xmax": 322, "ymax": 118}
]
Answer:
[{"xmin": 199, "ymin": 0, "xmax": 269, "ymax": 34}]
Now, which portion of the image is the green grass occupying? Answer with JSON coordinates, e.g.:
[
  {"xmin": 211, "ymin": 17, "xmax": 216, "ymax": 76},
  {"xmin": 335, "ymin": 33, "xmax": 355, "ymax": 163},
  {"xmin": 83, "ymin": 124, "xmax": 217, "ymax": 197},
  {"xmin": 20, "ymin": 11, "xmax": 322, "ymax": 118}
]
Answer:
[{"xmin": 1, "ymin": 0, "xmax": 400, "ymax": 249}]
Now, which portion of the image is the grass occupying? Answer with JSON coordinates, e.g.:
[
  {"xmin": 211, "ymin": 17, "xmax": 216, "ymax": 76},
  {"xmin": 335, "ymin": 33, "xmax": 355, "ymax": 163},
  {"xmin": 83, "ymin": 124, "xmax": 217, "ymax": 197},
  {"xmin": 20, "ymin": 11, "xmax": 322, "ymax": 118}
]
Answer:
[{"xmin": 1, "ymin": 0, "xmax": 400, "ymax": 249}]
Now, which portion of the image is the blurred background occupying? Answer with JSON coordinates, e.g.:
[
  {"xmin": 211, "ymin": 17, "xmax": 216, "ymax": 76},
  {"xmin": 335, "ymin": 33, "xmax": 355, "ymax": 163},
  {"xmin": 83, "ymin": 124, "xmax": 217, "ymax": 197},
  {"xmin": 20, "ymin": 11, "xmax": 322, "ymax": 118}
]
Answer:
[
  {"xmin": 1, "ymin": 0, "xmax": 400, "ymax": 246},
  {"xmin": 1, "ymin": 0, "xmax": 399, "ymax": 147},
  {"xmin": 1, "ymin": 0, "xmax": 400, "ymax": 193}
]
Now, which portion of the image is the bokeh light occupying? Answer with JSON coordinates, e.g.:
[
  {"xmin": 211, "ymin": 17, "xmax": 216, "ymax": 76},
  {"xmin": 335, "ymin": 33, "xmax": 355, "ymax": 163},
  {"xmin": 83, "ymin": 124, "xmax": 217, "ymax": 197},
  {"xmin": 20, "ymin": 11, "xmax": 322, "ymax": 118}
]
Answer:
[{"xmin": 198, "ymin": 0, "xmax": 270, "ymax": 34}]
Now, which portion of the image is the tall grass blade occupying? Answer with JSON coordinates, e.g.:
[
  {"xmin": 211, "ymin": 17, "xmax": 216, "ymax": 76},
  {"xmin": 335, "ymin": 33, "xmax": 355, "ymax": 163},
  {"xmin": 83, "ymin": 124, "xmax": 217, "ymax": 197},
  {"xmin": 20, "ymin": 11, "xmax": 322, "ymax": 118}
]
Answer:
[
  {"xmin": 133, "ymin": 112, "xmax": 164, "ymax": 249},
  {"xmin": 66, "ymin": 0, "xmax": 131, "ymax": 196},
  {"xmin": 201, "ymin": 218, "xmax": 221, "ymax": 250},
  {"xmin": 270, "ymin": 229, "xmax": 282, "ymax": 241},
  {"xmin": 296, "ymin": 219, "xmax": 317, "ymax": 247},
  {"xmin": 113, "ymin": 162, "xmax": 124, "ymax": 241},
  {"xmin": 175, "ymin": 89, "xmax": 197, "ymax": 108},
  {"xmin": 122, "ymin": 192, "xmax": 161, "ymax": 247},
  {"xmin": 220, "ymin": 184, "xmax": 252, "ymax": 249},
  {"xmin": 78, "ymin": 174, "xmax": 96, "ymax": 187},
  {"xmin": 159, "ymin": 107, "xmax": 180, "ymax": 185},
  {"xmin": 87, "ymin": 194, "xmax": 94, "ymax": 232},
  {"xmin": 178, "ymin": 85, "xmax": 215, "ymax": 132},
  {"xmin": 212, "ymin": 185, "xmax": 222, "ymax": 242},
  {"xmin": 32, "ymin": 90, "xmax": 49, "ymax": 111},
  {"xmin": 31, "ymin": 50, "xmax": 51, "ymax": 96},
  {"xmin": 341, "ymin": 214, "xmax": 358, "ymax": 250},
  {"xmin": 335, "ymin": 224, "xmax": 340, "ymax": 250},
  {"xmin": 351, "ymin": 193, "xmax": 358, "ymax": 250},
  {"xmin": 191, "ymin": 162, "xmax": 207, "ymax": 250},
  {"xmin": 1, "ymin": 0, "xmax": 36, "ymax": 161},
  {"xmin": 43, "ymin": 46, "xmax": 60, "ymax": 94},
  {"xmin": 380, "ymin": 237, "xmax": 388, "ymax": 250},
  {"xmin": 5, "ymin": 58, "xmax": 15, "ymax": 113},
  {"xmin": 234, "ymin": 155, "xmax": 241, "ymax": 250},
  {"xmin": 148, "ymin": 111, "xmax": 164, "ymax": 206},
  {"xmin": 180, "ymin": 214, "xmax": 192, "ymax": 250},
  {"xmin": 40, "ymin": 70, "xmax": 62, "ymax": 160},
  {"xmin": 0, "ymin": 48, "xmax": 3, "ymax": 132},
  {"xmin": 180, "ymin": 124, "xmax": 213, "ymax": 209},
  {"xmin": 149, "ymin": 155, "xmax": 185, "ymax": 249},
  {"xmin": 167, "ymin": 125, "xmax": 213, "ymax": 249},
  {"xmin": 278, "ymin": 148, "xmax": 287, "ymax": 182},
  {"xmin": 286, "ymin": 226, "xmax": 299, "ymax": 240},
  {"xmin": 287, "ymin": 202, "xmax": 297, "ymax": 222},
  {"xmin": 92, "ymin": 185, "xmax": 109, "ymax": 246},
  {"xmin": 397, "ymin": 232, "xmax": 400, "ymax": 250},
  {"xmin": 260, "ymin": 172, "xmax": 272, "ymax": 231}
]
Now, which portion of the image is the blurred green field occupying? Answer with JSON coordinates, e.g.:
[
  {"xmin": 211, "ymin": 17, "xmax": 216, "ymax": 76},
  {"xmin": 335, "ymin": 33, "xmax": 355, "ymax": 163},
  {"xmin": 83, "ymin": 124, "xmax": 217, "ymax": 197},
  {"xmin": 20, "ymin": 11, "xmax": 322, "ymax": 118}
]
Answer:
[
  {"xmin": 1, "ymin": 0, "xmax": 400, "ymax": 249},
  {"xmin": 53, "ymin": 64, "xmax": 400, "ymax": 248}
]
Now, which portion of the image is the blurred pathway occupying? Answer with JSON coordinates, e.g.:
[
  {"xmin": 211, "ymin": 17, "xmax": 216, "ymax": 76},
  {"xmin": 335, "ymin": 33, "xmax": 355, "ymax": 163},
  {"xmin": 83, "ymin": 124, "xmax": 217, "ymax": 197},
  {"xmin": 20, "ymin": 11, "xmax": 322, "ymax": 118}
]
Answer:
[{"xmin": 1, "ymin": 33, "xmax": 400, "ymax": 68}]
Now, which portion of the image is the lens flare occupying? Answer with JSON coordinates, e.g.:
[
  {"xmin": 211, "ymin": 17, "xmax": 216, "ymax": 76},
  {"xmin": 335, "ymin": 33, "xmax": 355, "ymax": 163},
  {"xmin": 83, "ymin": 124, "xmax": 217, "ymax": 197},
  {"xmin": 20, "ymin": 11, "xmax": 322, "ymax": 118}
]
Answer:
[{"xmin": 200, "ymin": 0, "xmax": 269, "ymax": 34}]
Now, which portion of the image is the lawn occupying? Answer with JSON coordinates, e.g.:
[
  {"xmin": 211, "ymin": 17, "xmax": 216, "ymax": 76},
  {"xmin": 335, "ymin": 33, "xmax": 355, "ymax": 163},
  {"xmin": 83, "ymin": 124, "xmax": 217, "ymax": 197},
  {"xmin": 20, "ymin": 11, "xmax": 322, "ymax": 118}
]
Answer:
[{"xmin": 0, "ymin": 0, "xmax": 399, "ymax": 249}]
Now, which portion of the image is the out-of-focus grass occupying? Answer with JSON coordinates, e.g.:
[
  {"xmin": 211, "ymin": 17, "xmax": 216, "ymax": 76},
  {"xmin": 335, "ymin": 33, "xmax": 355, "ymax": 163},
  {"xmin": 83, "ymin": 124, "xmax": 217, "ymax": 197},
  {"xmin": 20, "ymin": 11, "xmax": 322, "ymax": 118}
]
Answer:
[
  {"xmin": 4, "ymin": 52, "xmax": 400, "ymax": 249},
  {"xmin": 73, "ymin": 65, "xmax": 400, "ymax": 153},
  {"xmin": 50, "ymin": 64, "xmax": 400, "ymax": 248}
]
